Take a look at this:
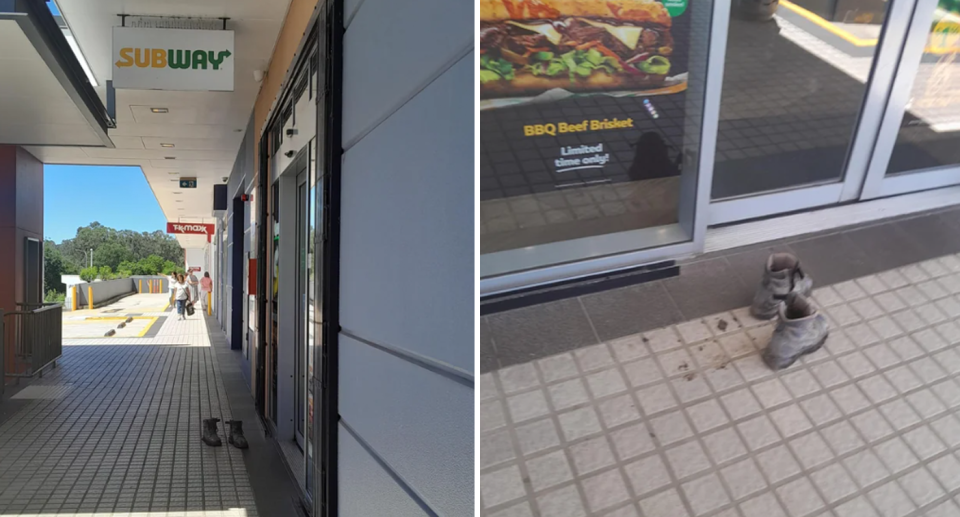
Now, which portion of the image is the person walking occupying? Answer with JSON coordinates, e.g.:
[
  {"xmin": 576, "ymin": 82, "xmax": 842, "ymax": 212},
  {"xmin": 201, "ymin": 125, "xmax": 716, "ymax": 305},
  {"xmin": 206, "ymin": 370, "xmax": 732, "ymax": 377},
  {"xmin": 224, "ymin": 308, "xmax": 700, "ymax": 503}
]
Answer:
[
  {"xmin": 200, "ymin": 272, "xmax": 213, "ymax": 312},
  {"xmin": 172, "ymin": 273, "xmax": 190, "ymax": 320},
  {"xmin": 187, "ymin": 269, "xmax": 201, "ymax": 304}
]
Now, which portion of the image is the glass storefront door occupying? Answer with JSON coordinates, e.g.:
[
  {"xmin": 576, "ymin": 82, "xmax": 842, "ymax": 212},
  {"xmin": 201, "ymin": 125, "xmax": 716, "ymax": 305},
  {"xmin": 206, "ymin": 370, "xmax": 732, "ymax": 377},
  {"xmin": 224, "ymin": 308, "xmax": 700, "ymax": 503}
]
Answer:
[
  {"xmin": 861, "ymin": 0, "xmax": 960, "ymax": 197},
  {"xmin": 708, "ymin": 0, "xmax": 918, "ymax": 223}
]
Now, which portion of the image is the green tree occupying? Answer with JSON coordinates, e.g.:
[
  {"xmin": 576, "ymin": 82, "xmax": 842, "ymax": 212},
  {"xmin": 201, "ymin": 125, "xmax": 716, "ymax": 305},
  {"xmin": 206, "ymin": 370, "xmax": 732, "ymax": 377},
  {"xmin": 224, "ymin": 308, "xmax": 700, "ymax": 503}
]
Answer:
[
  {"xmin": 79, "ymin": 267, "xmax": 98, "ymax": 283},
  {"xmin": 55, "ymin": 222, "xmax": 183, "ymax": 272},
  {"xmin": 43, "ymin": 240, "xmax": 77, "ymax": 295},
  {"xmin": 44, "ymin": 290, "xmax": 66, "ymax": 303},
  {"xmin": 139, "ymin": 255, "xmax": 166, "ymax": 275},
  {"xmin": 117, "ymin": 260, "xmax": 138, "ymax": 277},
  {"xmin": 161, "ymin": 260, "xmax": 178, "ymax": 275},
  {"xmin": 98, "ymin": 266, "xmax": 114, "ymax": 280},
  {"xmin": 94, "ymin": 241, "xmax": 134, "ymax": 271}
]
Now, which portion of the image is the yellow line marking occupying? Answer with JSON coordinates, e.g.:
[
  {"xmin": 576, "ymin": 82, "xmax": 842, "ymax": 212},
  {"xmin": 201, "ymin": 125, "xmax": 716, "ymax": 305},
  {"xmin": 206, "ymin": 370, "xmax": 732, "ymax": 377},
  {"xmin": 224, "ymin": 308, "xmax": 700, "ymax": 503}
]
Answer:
[
  {"xmin": 780, "ymin": 1, "xmax": 956, "ymax": 54},
  {"xmin": 85, "ymin": 316, "xmax": 154, "ymax": 321},
  {"xmin": 137, "ymin": 317, "xmax": 160, "ymax": 337},
  {"xmin": 780, "ymin": 0, "xmax": 878, "ymax": 46}
]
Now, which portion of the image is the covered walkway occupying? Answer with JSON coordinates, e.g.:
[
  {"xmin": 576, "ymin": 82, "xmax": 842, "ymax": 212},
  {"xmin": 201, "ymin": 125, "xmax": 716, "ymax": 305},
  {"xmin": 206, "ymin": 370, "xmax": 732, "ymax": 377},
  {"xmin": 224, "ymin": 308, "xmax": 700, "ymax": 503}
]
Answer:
[{"xmin": 0, "ymin": 297, "xmax": 297, "ymax": 517}]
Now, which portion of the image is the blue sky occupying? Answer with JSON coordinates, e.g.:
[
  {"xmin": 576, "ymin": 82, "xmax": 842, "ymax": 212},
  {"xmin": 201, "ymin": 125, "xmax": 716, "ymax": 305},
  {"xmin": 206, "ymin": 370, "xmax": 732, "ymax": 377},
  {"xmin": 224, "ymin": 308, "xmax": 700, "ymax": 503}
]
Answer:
[{"xmin": 44, "ymin": 165, "xmax": 167, "ymax": 243}]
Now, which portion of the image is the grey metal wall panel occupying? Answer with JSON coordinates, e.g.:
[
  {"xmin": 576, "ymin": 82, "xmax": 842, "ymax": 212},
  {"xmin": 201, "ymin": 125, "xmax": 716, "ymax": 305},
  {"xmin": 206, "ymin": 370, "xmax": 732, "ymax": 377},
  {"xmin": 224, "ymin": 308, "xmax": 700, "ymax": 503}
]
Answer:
[
  {"xmin": 339, "ymin": 54, "xmax": 474, "ymax": 371},
  {"xmin": 338, "ymin": 422, "xmax": 430, "ymax": 517},
  {"xmin": 337, "ymin": 335, "xmax": 474, "ymax": 516},
  {"xmin": 337, "ymin": 1, "xmax": 474, "ymax": 513},
  {"xmin": 75, "ymin": 278, "xmax": 136, "ymax": 307},
  {"xmin": 340, "ymin": 0, "xmax": 472, "ymax": 147}
]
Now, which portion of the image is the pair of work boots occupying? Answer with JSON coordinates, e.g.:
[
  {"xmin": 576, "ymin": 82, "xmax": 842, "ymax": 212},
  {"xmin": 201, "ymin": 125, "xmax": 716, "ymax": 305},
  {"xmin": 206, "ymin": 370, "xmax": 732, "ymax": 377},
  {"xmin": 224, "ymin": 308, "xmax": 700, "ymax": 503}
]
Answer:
[
  {"xmin": 750, "ymin": 253, "xmax": 829, "ymax": 370},
  {"xmin": 202, "ymin": 417, "xmax": 248, "ymax": 449}
]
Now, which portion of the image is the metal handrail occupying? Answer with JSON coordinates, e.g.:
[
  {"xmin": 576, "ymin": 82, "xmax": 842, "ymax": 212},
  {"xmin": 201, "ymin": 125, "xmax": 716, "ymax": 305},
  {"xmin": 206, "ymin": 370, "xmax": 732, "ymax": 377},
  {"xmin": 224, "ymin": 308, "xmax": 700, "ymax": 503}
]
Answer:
[{"xmin": 1, "ymin": 303, "xmax": 63, "ymax": 381}]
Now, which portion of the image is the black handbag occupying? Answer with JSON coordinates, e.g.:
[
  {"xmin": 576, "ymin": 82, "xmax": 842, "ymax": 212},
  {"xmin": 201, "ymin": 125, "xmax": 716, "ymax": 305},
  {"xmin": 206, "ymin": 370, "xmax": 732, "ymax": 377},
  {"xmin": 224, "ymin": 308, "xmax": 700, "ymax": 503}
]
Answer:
[{"xmin": 186, "ymin": 302, "xmax": 195, "ymax": 316}]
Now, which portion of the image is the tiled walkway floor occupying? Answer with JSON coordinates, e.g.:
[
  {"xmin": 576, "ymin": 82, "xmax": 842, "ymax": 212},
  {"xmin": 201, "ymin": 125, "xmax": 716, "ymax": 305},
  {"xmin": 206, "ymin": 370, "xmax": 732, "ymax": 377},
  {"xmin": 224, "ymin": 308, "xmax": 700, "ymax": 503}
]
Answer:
[
  {"xmin": 0, "ymin": 310, "xmax": 257, "ymax": 517},
  {"xmin": 481, "ymin": 253, "xmax": 960, "ymax": 517}
]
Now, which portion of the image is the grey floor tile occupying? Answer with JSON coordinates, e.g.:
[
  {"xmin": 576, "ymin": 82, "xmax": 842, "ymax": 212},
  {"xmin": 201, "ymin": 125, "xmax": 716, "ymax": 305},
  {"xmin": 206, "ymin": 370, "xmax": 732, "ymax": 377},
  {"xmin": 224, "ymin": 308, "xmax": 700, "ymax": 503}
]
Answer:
[
  {"xmin": 663, "ymin": 258, "xmax": 753, "ymax": 320},
  {"xmin": 581, "ymin": 281, "xmax": 684, "ymax": 342},
  {"xmin": 789, "ymin": 233, "xmax": 876, "ymax": 285},
  {"xmin": 0, "ymin": 311, "xmax": 295, "ymax": 517},
  {"xmin": 898, "ymin": 213, "xmax": 960, "ymax": 258},
  {"xmin": 487, "ymin": 298, "xmax": 599, "ymax": 368},
  {"xmin": 845, "ymin": 222, "xmax": 932, "ymax": 272},
  {"xmin": 481, "ymin": 317, "xmax": 500, "ymax": 374}
]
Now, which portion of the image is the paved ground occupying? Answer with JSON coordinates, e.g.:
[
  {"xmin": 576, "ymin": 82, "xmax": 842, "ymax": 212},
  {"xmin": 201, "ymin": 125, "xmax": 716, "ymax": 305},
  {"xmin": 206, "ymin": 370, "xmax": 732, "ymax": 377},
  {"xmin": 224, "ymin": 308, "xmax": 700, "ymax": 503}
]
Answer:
[
  {"xmin": 63, "ymin": 294, "xmax": 171, "ymax": 340},
  {"xmin": 0, "ymin": 302, "xmax": 257, "ymax": 516},
  {"xmin": 480, "ymin": 250, "xmax": 960, "ymax": 517}
]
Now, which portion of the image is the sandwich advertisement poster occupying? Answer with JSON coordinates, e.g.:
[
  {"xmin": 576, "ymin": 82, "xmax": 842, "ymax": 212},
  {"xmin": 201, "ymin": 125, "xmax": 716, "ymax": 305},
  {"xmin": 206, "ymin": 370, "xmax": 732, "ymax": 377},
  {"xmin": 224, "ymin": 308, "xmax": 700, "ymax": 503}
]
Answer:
[{"xmin": 479, "ymin": 0, "xmax": 692, "ymax": 199}]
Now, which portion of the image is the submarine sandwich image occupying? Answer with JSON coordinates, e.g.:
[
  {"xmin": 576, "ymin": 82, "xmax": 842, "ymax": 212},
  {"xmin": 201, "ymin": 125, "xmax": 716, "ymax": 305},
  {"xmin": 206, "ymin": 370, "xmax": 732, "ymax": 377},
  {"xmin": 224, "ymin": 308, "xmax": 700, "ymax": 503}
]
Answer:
[{"xmin": 479, "ymin": 0, "xmax": 675, "ymax": 98}]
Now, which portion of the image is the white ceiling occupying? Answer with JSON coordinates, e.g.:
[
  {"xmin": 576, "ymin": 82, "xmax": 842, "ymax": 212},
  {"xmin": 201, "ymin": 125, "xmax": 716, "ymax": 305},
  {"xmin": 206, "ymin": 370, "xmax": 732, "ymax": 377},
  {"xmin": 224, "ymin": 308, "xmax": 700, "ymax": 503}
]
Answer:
[
  {"xmin": 25, "ymin": 0, "xmax": 293, "ymax": 249},
  {"xmin": 0, "ymin": 20, "xmax": 107, "ymax": 146}
]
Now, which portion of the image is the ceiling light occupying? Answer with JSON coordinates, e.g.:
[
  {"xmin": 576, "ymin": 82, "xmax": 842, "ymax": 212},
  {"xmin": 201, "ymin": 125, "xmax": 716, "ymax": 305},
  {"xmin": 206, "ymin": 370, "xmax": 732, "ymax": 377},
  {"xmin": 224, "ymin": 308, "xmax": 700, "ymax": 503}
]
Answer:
[
  {"xmin": 151, "ymin": 108, "xmax": 168, "ymax": 113},
  {"xmin": 234, "ymin": 129, "xmax": 243, "ymax": 132},
  {"xmin": 175, "ymin": 200, "xmax": 183, "ymax": 203},
  {"xmin": 173, "ymin": 192, "xmax": 182, "ymax": 195},
  {"xmin": 167, "ymin": 171, "xmax": 179, "ymax": 175},
  {"xmin": 160, "ymin": 143, "xmax": 175, "ymax": 148},
  {"xmin": 170, "ymin": 179, "xmax": 178, "ymax": 182},
  {"xmin": 164, "ymin": 157, "xmax": 175, "ymax": 160}
]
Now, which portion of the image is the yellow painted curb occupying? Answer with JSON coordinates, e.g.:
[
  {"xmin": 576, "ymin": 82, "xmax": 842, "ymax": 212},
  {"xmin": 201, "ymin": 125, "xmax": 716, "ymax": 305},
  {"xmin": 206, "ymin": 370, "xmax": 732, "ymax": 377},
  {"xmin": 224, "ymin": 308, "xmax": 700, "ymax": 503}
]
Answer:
[{"xmin": 137, "ymin": 317, "xmax": 160, "ymax": 337}]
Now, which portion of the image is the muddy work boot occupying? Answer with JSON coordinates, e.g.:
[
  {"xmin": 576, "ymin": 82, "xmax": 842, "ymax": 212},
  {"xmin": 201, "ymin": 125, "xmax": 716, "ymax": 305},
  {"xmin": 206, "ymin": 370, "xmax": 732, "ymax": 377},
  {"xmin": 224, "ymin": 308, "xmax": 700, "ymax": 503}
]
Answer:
[
  {"xmin": 202, "ymin": 418, "xmax": 222, "ymax": 447},
  {"xmin": 762, "ymin": 294, "xmax": 829, "ymax": 370},
  {"xmin": 226, "ymin": 420, "xmax": 249, "ymax": 449},
  {"xmin": 751, "ymin": 253, "xmax": 813, "ymax": 320}
]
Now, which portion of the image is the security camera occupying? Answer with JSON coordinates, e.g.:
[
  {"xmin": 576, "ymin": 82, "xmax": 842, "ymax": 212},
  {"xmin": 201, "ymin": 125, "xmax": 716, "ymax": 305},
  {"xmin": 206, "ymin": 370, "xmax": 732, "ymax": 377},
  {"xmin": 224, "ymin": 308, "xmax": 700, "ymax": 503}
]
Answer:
[
  {"xmin": 253, "ymin": 69, "xmax": 264, "ymax": 83},
  {"xmin": 222, "ymin": 177, "xmax": 228, "ymax": 182}
]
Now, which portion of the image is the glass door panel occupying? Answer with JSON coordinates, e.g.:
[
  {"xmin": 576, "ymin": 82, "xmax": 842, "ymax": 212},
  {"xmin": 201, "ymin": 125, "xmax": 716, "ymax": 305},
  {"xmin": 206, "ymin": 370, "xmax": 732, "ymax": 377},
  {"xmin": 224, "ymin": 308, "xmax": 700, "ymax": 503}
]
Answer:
[
  {"xmin": 860, "ymin": 0, "xmax": 960, "ymax": 199},
  {"xmin": 888, "ymin": 0, "xmax": 960, "ymax": 173},
  {"xmin": 708, "ymin": 0, "xmax": 917, "ymax": 223},
  {"xmin": 295, "ymin": 170, "xmax": 308, "ymax": 449}
]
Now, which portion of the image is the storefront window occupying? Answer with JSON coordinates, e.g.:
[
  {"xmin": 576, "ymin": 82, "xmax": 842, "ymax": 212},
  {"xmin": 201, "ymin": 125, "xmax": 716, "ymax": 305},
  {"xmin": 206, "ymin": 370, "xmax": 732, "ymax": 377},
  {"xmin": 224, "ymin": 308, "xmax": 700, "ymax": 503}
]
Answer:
[
  {"xmin": 886, "ymin": 0, "xmax": 960, "ymax": 175},
  {"xmin": 479, "ymin": 0, "xmax": 714, "ymax": 277}
]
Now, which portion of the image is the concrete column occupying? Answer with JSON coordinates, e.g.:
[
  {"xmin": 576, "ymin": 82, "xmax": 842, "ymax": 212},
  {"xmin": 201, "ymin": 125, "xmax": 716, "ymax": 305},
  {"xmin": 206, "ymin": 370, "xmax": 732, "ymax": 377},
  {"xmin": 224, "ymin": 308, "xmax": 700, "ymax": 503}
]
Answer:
[{"xmin": 0, "ymin": 146, "xmax": 43, "ymax": 382}]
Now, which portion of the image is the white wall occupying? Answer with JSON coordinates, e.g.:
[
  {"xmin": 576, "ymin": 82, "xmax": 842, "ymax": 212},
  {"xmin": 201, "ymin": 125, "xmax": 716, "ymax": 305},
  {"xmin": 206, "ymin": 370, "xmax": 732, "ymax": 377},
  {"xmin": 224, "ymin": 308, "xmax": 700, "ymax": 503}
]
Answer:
[
  {"xmin": 337, "ymin": 0, "xmax": 474, "ymax": 513},
  {"xmin": 185, "ymin": 247, "xmax": 207, "ymax": 276}
]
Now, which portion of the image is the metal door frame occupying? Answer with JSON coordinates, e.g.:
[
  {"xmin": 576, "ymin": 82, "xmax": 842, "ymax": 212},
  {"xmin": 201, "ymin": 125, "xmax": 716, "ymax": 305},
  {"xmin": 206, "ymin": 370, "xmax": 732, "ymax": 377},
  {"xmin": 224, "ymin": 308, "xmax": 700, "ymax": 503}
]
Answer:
[
  {"xmin": 860, "ymin": 0, "xmax": 960, "ymax": 199},
  {"xmin": 294, "ymin": 167, "xmax": 308, "ymax": 450}
]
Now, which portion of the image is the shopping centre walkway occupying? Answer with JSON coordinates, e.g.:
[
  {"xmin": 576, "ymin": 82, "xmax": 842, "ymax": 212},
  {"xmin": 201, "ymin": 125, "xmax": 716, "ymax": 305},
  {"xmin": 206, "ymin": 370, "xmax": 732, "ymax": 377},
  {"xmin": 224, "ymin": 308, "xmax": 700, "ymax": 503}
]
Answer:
[
  {"xmin": 0, "ymin": 296, "xmax": 300, "ymax": 517},
  {"xmin": 480, "ymin": 207, "xmax": 960, "ymax": 517}
]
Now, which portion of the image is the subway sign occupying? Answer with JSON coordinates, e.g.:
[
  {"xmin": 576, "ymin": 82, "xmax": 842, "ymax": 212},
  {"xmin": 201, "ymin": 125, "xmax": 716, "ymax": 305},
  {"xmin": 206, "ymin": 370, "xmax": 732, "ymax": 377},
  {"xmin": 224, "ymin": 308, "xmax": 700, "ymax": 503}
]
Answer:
[{"xmin": 112, "ymin": 27, "xmax": 234, "ymax": 91}]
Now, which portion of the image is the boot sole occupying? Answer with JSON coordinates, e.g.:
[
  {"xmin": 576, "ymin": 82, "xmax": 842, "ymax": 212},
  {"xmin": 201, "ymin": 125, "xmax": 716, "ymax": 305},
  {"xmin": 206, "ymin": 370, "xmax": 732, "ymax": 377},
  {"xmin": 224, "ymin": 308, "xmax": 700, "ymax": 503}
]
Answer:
[{"xmin": 764, "ymin": 332, "xmax": 829, "ymax": 370}]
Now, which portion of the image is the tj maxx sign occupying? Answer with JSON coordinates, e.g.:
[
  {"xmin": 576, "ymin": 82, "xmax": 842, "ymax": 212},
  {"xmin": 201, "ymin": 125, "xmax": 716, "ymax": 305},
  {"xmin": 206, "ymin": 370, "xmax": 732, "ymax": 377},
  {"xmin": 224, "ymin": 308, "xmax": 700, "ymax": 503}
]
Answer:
[
  {"xmin": 167, "ymin": 223, "xmax": 215, "ymax": 242},
  {"xmin": 112, "ymin": 27, "xmax": 234, "ymax": 91}
]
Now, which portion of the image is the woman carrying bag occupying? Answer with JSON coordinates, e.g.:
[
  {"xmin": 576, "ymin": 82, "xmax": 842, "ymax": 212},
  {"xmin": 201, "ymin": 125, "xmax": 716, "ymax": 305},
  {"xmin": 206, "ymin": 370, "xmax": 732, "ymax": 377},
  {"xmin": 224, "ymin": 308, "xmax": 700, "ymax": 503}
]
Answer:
[{"xmin": 171, "ymin": 273, "xmax": 191, "ymax": 320}]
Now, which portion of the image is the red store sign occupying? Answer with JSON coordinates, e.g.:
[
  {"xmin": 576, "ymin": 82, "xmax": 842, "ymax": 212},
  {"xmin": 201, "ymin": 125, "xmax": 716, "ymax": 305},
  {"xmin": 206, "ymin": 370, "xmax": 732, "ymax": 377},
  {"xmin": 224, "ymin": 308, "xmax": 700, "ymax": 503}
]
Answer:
[{"xmin": 166, "ymin": 222, "xmax": 215, "ymax": 242}]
